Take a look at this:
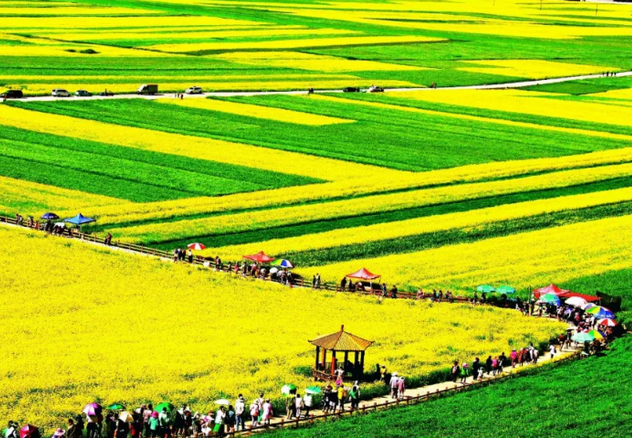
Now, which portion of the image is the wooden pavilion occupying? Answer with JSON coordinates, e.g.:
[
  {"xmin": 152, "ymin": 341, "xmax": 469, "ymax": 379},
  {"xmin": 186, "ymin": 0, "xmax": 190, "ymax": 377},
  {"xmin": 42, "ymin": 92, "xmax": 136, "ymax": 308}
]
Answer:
[{"xmin": 309, "ymin": 325, "xmax": 373, "ymax": 382}]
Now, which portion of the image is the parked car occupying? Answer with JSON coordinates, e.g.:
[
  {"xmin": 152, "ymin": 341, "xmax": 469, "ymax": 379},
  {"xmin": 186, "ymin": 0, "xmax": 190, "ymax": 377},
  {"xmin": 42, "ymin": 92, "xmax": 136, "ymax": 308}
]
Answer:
[
  {"xmin": 185, "ymin": 86, "xmax": 203, "ymax": 94},
  {"xmin": 367, "ymin": 85, "xmax": 384, "ymax": 93},
  {"xmin": 52, "ymin": 89, "xmax": 71, "ymax": 97},
  {"xmin": 0, "ymin": 89, "xmax": 23, "ymax": 99},
  {"xmin": 137, "ymin": 84, "xmax": 158, "ymax": 95},
  {"xmin": 343, "ymin": 87, "xmax": 360, "ymax": 93},
  {"xmin": 99, "ymin": 90, "xmax": 114, "ymax": 96},
  {"xmin": 75, "ymin": 90, "xmax": 92, "ymax": 97}
]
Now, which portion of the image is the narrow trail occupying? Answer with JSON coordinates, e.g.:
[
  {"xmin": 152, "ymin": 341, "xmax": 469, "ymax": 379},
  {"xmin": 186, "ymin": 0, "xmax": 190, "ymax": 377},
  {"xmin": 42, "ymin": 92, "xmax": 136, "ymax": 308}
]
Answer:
[{"xmin": 9, "ymin": 70, "xmax": 632, "ymax": 103}]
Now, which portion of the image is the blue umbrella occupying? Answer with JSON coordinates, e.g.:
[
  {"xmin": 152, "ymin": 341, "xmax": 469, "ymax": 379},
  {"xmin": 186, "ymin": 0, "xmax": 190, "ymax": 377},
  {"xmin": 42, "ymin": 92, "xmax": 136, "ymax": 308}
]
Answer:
[
  {"xmin": 540, "ymin": 293, "xmax": 561, "ymax": 306},
  {"xmin": 271, "ymin": 259, "xmax": 294, "ymax": 269},
  {"xmin": 64, "ymin": 213, "xmax": 95, "ymax": 226},
  {"xmin": 41, "ymin": 212, "xmax": 59, "ymax": 220},
  {"xmin": 587, "ymin": 306, "xmax": 616, "ymax": 320}
]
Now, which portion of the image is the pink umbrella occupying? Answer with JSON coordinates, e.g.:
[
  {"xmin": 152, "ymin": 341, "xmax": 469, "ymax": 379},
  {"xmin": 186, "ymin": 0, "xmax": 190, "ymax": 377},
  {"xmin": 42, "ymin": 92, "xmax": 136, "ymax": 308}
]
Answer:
[
  {"xmin": 83, "ymin": 402, "xmax": 103, "ymax": 417},
  {"xmin": 187, "ymin": 243, "xmax": 206, "ymax": 251},
  {"xmin": 20, "ymin": 425, "xmax": 40, "ymax": 438}
]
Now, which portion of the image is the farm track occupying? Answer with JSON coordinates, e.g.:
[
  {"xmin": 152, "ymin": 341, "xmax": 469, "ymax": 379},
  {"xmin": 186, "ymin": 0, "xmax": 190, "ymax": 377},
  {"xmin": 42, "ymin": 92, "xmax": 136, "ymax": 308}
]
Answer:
[{"xmin": 11, "ymin": 70, "xmax": 632, "ymax": 103}]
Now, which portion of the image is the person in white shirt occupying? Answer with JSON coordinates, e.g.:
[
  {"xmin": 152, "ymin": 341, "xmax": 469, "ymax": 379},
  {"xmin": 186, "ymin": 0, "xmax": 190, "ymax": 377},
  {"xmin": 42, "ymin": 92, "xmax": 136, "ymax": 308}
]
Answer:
[
  {"xmin": 303, "ymin": 393, "xmax": 313, "ymax": 417},
  {"xmin": 235, "ymin": 395, "xmax": 246, "ymax": 431},
  {"xmin": 295, "ymin": 394, "xmax": 303, "ymax": 419}
]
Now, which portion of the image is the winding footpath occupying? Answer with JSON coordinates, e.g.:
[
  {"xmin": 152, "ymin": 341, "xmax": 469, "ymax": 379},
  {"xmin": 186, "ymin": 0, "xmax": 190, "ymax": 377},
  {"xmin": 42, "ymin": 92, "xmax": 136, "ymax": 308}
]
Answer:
[{"xmin": 11, "ymin": 70, "xmax": 632, "ymax": 103}]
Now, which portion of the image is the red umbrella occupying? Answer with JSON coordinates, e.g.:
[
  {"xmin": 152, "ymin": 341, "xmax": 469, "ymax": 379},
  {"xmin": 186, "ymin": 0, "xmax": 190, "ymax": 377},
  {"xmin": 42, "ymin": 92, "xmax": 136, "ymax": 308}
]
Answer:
[
  {"xmin": 243, "ymin": 251, "xmax": 275, "ymax": 263},
  {"xmin": 187, "ymin": 243, "xmax": 206, "ymax": 251},
  {"xmin": 598, "ymin": 318, "xmax": 618, "ymax": 327},
  {"xmin": 345, "ymin": 267, "xmax": 381, "ymax": 281},
  {"xmin": 20, "ymin": 425, "xmax": 40, "ymax": 438}
]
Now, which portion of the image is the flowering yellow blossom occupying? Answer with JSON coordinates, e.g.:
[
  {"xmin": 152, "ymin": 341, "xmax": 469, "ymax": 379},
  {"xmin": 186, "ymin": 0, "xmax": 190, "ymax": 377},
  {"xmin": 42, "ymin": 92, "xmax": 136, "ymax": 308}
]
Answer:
[
  {"xmin": 89, "ymin": 147, "xmax": 632, "ymax": 227},
  {"xmin": 0, "ymin": 105, "xmax": 390, "ymax": 182},
  {"xmin": 457, "ymin": 60, "xmax": 617, "ymax": 80},
  {"xmin": 214, "ymin": 51, "xmax": 427, "ymax": 73},
  {"xmin": 48, "ymin": 27, "xmax": 358, "ymax": 42},
  {"xmin": 157, "ymin": 98, "xmax": 355, "ymax": 126},
  {"xmin": 0, "ymin": 226, "xmax": 564, "ymax": 430},
  {"xmin": 0, "ymin": 175, "xmax": 128, "ymax": 216},
  {"xmin": 0, "ymin": 15, "xmax": 260, "ymax": 29},
  {"xmin": 0, "ymin": 6, "xmax": 162, "ymax": 15},
  {"xmin": 109, "ymin": 162, "xmax": 632, "ymax": 243},
  {"xmin": 394, "ymin": 89, "xmax": 632, "ymax": 129},
  {"xmin": 207, "ymin": 186, "xmax": 632, "ymax": 260},
  {"xmin": 299, "ymin": 214, "xmax": 632, "ymax": 290},
  {"xmin": 150, "ymin": 35, "xmax": 444, "ymax": 53}
]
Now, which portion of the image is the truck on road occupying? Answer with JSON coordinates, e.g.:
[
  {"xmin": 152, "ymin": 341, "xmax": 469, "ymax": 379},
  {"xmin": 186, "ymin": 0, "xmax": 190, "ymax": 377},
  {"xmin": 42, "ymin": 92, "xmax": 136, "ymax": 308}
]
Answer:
[{"xmin": 137, "ymin": 84, "xmax": 158, "ymax": 95}]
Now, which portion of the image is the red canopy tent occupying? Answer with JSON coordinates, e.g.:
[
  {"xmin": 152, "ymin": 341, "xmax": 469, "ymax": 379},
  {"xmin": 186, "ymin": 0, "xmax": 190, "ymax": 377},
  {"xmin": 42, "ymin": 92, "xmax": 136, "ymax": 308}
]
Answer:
[
  {"xmin": 345, "ymin": 268, "xmax": 381, "ymax": 281},
  {"xmin": 533, "ymin": 284, "xmax": 600, "ymax": 303},
  {"xmin": 243, "ymin": 251, "xmax": 275, "ymax": 263}
]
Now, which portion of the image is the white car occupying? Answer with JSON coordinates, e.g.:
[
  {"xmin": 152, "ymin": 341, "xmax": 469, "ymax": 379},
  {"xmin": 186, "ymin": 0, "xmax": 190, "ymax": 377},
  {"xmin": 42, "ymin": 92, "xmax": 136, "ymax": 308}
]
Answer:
[
  {"xmin": 185, "ymin": 86, "xmax": 203, "ymax": 94},
  {"xmin": 52, "ymin": 89, "xmax": 71, "ymax": 97}
]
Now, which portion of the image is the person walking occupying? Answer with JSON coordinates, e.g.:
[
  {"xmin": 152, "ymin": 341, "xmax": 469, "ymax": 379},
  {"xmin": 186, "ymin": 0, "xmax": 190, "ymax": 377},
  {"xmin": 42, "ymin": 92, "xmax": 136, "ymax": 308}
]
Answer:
[
  {"xmin": 389, "ymin": 373, "xmax": 399, "ymax": 398},
  {"xmin": 471, "ymin": 357, "xmax": 480, "ymax": 381},
  {"xmin": 67, "ymin": 419, "xmax": 81, "ymax": 438},
  {"xmin": 451, "ymin": 361, "xmax": 460, "ymax": 383},
  {"xmin": 485, "ymin": 356, "xmax": 493, "ymax": 376},
  {"xmin": 510, "ymin": 349, "xmax": 517, "ymax": 368},
  {"xmin": 148, "ymin": 413, "xmax": 159, "ymax": 438},
  {"xmin": 248, "ymin": 401, "xmax": 259, "ymax": 428},
  {"xmin": 295, "ymin": 394, "xmax": 303, "ymax": 419},
  {"xmin": 349, "ymin": 382, "xmax": 360, "ymax": 410},
  {"xmin": 460, "ymin": 363, "xmax": 469, "ymax": 384},
  {"xmin": 235, "ymin": 395, "xmax": 245, "ymax": 431},
  {"xmin": 397, "ymin": 376, "xmax": 406, "ymax": 399},
  {"xmin": 212, "ymin": 407, "xmax": 225, "ymax": 437},
  {"xmin": 303, "ymin": 392, "xmax": 313, "ymax": 417},
  {"xmin": 337, "ymin": 385, "xmax": 346, "ymax": 412},
  {"xmin": 261, "ymin": 400, "xmax": 272, "ymax": 426},
  {"xmin": 285, "ymin": 393, "xmax": 296, "ymax": 420}
]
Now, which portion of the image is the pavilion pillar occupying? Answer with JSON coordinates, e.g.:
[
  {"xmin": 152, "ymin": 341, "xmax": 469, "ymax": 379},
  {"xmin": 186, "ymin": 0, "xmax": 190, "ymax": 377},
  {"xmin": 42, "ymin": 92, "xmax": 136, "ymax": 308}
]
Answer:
[
  {"xmin": 331, "ymin": 351, "xmax": 337, "ymax": 376},
  {"xmin": 354, "ymin": 351, "xmax": 360, "ymax": 378},
  {"xmin": 360, "ymin": 351, "xmax": 366, "ymax": 375},
  {"xmin": 344, "ymin": 351, "xmax": 349, "ymax": 372},
  {"xmin": 315, "ymin": 346, "xmax": 320, "ymax": 370},
  {"xmin": 322, "ymin": 348, "xmax": 327, "ymax": 369}
]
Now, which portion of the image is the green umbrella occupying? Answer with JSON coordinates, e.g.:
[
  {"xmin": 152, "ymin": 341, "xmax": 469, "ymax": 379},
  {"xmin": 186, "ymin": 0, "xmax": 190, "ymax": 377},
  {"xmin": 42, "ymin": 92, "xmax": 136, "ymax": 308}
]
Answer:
[
  {"xmin": 496, "ymin": 285, "xmax": 516, "ymax": 294},
  {"xmin": 305, "ymin": 386, "xmax": 322, "ymax": 395},
  {"xmin": 107, "ymin": 404, "xmax": 125, "ymax": 410},
  {"xmin": 155, "ymin": 402, "xmax": 174, "ymax": 413},
  {"xmin": 281, "ymin": 384, "xmax": 296, "ymax": 395},
  {"xmin": 572, "ymin": 332, "xmax": 596, "ymax": 343},
  {"xmin": 476, "ymin": 285, "xmax": 495, "ymax": 293}
]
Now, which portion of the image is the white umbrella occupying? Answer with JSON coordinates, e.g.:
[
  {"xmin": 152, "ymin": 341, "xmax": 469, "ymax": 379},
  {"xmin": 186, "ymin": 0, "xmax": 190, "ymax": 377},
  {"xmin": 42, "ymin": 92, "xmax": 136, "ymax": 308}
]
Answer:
[
  {"xmin": 214, "ymin": 399, "xmax": 230, "ymax": 406},
  {"xmin": 565, "ymin": 296, "xmax": 588, "ymax": 308},
  {"xmin": 119, "ymin": 412, "xmax": 134, "ymax": 423}
]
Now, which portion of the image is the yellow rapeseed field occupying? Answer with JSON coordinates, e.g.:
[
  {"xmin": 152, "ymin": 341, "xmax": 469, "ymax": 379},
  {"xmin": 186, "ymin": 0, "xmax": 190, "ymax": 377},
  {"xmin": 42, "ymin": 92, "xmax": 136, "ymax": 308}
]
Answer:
[
  {"xmin": 300, "ymin": 215, "xmax": 632, "ymax": 291},
  {"xmin": 0, "ymin": 226, "xmax": 564, "ymax": 430},
  {"xmin": 157, "ymin": 98, "xmax": 355, "ymax": 126},
  {"xmin": 0, "ymin": 175, "xmax": 128, "ymax": 216},
  {"xmin": 108, "ymin": 162, "xmax": 632, "ymax": 243},
  {"xmin": 396, "ymin": 89, "xmax": 632, "ymax": 129},
  {"xmin": 214, "ymin": 51, "xmax": 426, "ymax": 72},
  {"xmin": 0, "ymin": 105, "xmax": 392, "ymax": 182},
  {"xmin": 205, "ymin": 186, "xmax": 632, "ymax": 260},
  {"xmin": 87, "ymin": 146, "xmax": 632, "ymax": 227},
  {"xmin": 457, "ymin": 60, "xmax": 616, "ymax": 80},
  {"xmin": 149, "ymin": 35, "xmax": 444, "ymax": 53}
]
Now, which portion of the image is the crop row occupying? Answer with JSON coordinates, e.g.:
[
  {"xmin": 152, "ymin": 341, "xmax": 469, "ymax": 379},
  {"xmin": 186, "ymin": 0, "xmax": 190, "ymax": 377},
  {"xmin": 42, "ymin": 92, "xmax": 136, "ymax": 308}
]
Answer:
[
  {"xmin": 108, "ymin": 162, "xmax": 632, "ymax": 244},
  {"xmin": 205, "ymin": 186, "xmax": 632, "ymax": 261},
  {"xmin": 299, "ymin": 214, "xmax": 632, "ymax": 291}
]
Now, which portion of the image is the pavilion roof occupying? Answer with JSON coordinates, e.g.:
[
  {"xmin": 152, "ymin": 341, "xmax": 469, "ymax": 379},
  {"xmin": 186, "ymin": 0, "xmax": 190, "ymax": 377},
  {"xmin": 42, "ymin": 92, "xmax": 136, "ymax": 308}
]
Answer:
[{"xmin": 309, "ymin": 325, "xmax": 373, "ymax": 352}]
